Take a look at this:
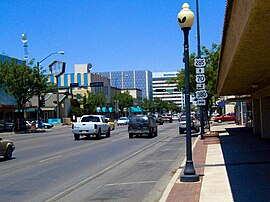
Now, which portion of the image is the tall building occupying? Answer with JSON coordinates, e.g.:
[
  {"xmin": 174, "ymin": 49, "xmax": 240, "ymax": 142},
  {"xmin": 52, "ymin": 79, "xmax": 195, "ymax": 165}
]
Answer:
[
  {"xmin": 96, "ymin": 70, "xmax": 153, "ymax": 100},
  {"xmin": 152, "ymin": 72, "xmax": 183, "ymax": 107},
  {"xmin": 49, "ymin": 65, "xmax": 111, "ymax": 103}
]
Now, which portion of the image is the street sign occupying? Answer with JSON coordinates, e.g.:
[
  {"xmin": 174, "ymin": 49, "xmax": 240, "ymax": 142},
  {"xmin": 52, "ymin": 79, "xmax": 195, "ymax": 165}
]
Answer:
[
  {"xmin": 196, "ymin": 90, "xmax": 208, "ymax": 99},
  {"xmin": 197, "ymin": 99, "xmax": 206, "ymax": 106},
  {"xmin": 70, "ymin": 83, "xmax": 79, "ymax": 87},
  {"xmin": 196, "ymin": 83, "xmax": 205, "ymax": 90},
  {"xmin": 195, "ymin": 74, "xmax": 206, "ymax": 83},
  {"xmin": 194, "ymin": 58, "xmax": 206, "ymax": 67},
  {"xmin": 196, "ymin": 67, "xmax": 205, "ymax": 74},
  {"xmin": 90, "ymin": 82, "xmax": 104, "ymax": 87}
]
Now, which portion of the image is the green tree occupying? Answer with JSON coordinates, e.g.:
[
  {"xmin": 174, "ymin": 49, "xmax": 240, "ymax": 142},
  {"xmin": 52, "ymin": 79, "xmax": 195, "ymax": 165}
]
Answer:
[
  {"xmin": 166, "ymin": 101, "xmax": 180, "ymax": 113},
  {"xmin": 153, "ymin": 97, "xmax": 166, "ymax": 113},
  {"xmin": 141, "ymin": 98, "xmax": 153, "ymax": 113},
  {"xmin": 168, "ymin": 43, "xmax": 220, "ymax": 111},
  {"xmin": 0, "ymin": 60, "xmax": 52, "ymax": 130},
  {"xmin": 85, "ymin": 92, "xmax": 106, "ymax": 114},
  {"xmin": 70, "ymin": 106, "xmax": 84, "ymax": 117},
  {"xmin": 202, "ymin": 44, "xmax": 220, "ymax": 111},
  {"xmin": 117, "ymin": 91, "xmax": 133, "ymax": 113}
]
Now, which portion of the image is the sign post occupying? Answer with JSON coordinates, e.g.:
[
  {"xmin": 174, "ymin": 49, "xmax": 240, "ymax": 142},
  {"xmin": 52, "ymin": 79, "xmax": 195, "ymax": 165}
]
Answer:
[{"xmin": 194, "ymin": 58, "xmax": 207, "ymax": 139}]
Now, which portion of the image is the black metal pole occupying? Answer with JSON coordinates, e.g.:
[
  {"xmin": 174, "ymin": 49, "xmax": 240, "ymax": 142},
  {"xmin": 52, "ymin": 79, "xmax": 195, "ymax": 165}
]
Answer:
[
  {"xmin": 56, "ymin": 77, "xmax": 60, "ymax": 118},
  {"xmin": 36, "ymin": 62, "xmax": 42, "ymax": 128},
  {"xmin": 180, "ymin": 27, "xmax": 199, "ymax": 182},
  {"xmin": 196, "ymin": 0, "xmax": 204, "ymax": 139}
]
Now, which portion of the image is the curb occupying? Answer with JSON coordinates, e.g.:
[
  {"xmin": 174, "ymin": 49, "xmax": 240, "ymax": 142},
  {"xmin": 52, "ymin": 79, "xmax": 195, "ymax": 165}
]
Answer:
[{"xmin": 159, "ymin": 135, "xmax": 201, "ymax": 202}]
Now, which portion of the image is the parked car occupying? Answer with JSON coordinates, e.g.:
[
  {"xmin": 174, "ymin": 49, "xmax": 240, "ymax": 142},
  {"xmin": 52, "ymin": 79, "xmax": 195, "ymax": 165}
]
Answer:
[
  {"xmin": 213, "ymin": 113, "xmax": 236, "ymax": 123},
  {"xmin": 161, "ymin": 113, "xmax": 173, "ymax": 123},
  {"xmin": 105, "ymin": 117, "xmax": 115, "ymax": 130},
  {"xmin": 128, "ymin": 114, "xmax": 158, "ymax": 138},
  {"xmin": 0, "ymin": 137, "xmax": 15, "ymax": 160},
  {"xmin": 172, "ymin": 114, "xmax": 180, "ymax": 121},
  {"xmin": 32, "ymin": 121, "xmax": 54, "ymax": 129},
  {"xmin": 211, "ymin": 112, "xmax": 220, "ymax": 117},
  {"xmin": 26, "ymin": 121, "xmax": 32, "ymax": 129},
  {"xmin": 153, "ymin": 114, "xmax": 164, "ymax": 125},
  {"xmin": 179, "ymin": 115, "xmax": 200, "ymax": 134},
  {"xmin": 117, "ymin": 117, "xmax": 129, "ymax": 125},
  {"xmin": 0, "ymin": 121, "xmax": 15, "ymax": 132}
]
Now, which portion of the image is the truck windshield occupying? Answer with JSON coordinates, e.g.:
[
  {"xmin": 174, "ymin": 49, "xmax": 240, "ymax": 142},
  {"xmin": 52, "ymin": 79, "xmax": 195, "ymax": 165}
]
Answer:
[{"xmin": 81, "ymin": 116, "xmax": 100, "ymax": 122}]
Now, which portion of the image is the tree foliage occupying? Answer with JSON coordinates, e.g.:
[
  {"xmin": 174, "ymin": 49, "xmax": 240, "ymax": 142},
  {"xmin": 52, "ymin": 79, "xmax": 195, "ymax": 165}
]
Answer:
[
  {"xmin": 116, "ymin": 91, "xmax": 133, "ymax": 112},
  {"xmin": 85, "ymin": 92, "xmax": 106, "ymax": 114},
  {"xmin": 168, "ymin": 43, "xmax": 220, "ymax": 110},
  {"xmin": 0, "ymin": 60, "xmax": 53, "ymax": 130},
  {"xmin": 141, "ymin": 98, "xmax": 153, "ymax": 113}
]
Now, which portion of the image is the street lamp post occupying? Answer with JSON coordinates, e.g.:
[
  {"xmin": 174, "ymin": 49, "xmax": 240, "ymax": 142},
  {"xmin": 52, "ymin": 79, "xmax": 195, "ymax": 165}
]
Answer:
[
  {"xmin": 36, "ymin": 51, "xmax": 64, "ymax": 128},
  {"xmin": 178, "ymin": 3, "xmax": 199, "ymax": 182}
]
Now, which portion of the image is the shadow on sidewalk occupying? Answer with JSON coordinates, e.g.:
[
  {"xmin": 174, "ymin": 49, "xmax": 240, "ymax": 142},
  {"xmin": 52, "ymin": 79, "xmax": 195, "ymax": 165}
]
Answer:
[{"xmin": 220, "ymin": 127, "xmax": 270, "ymax": 202}]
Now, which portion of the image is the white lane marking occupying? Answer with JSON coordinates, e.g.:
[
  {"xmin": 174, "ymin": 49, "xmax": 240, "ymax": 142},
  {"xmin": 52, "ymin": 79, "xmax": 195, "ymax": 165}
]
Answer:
[
  {"xmin": 45, "ymin": 135, "xmax": 171, "ymax": 202},
  {"xmin": 112, "ymin": 136, "xmax": 126, "ymax": 142},
  {"xmin": 139, "ymin": 160, "xmax": 174, "ymax": 164},
  {"xmin": 159, "ymin": 149, "xmax": 180, "ymax": 152},
  {"xmin": 39, "ymin": 155, "xmax": 62, "ymax": 163},
  {"xmin": 105, "ymin": 180, "xmax": 157, "ymax": 186}
]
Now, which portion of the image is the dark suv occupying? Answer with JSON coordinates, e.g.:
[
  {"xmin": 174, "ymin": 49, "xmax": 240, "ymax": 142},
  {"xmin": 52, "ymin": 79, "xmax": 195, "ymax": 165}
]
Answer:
[{"xmin": 128, "ymin": 114, "xmax": 158, "ymax": 138}]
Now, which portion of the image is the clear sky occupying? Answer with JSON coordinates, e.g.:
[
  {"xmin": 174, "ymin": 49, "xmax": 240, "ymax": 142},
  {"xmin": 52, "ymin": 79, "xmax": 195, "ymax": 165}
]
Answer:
[{"xmin": 1, "ymin": 0, "xmax": 226, "ymax": 74}]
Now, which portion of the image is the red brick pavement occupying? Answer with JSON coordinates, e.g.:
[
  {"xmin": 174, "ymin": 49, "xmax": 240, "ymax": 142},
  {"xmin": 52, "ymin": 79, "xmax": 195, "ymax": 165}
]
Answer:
[{"xmin": 165, "ymin": 138, "xmax": 208, "ymax": 202}]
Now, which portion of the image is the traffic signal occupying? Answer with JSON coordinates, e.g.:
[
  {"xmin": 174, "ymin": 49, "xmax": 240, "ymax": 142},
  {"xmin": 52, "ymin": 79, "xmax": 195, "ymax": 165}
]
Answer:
[{"xmin": 39, "ymin": 95, "xmax": 45, "ymax": 107}]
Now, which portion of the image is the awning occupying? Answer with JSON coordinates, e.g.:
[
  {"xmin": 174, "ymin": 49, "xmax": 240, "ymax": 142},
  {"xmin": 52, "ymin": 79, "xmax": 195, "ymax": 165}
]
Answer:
[
  {"xmin": 217, "ymin": 101, "xmax": 225, "ymax": 107},
  {"xmin": 102, "ymin": 107, "xmax": 108, "ymax": 112},
  {"xmin": 130, "ymin": 106, "xmax": 143, "ymax": 113},
  {"xmin": 96, "ymin": 107, "xmax": 113, "ymax": 113}
]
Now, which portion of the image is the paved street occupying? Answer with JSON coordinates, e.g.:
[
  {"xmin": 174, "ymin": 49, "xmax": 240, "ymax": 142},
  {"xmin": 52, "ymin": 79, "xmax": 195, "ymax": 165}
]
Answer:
[{"xmin": 0, "ymin": 122, "xmax": 198, "ymax": 202}]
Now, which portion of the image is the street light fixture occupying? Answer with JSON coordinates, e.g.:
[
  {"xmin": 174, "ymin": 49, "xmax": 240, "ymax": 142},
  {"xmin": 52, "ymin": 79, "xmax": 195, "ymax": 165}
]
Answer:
[
  {"xmin": 178, "ymin": 3, "xmax": 199, "ymax": 182},
  {"xmin": 36, "ymin": 51, "xmax": 64, "ymax": 128}
]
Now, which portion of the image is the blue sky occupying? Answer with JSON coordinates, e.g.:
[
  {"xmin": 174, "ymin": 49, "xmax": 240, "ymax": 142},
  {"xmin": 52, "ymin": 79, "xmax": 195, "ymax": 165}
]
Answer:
[{"xmin": 1, "ymin": 0, "xmax": 226, "ymax": 73}]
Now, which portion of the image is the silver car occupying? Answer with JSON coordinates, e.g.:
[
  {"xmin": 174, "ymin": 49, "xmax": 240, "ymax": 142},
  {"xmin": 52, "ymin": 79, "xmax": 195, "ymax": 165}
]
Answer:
[
  {"xmin": 0, "ymin": 137, "xmax": 15, "ymax": 160},
  {"xmin": 179, "ymin": 115, "xmax": 200, "ymax": 134}
]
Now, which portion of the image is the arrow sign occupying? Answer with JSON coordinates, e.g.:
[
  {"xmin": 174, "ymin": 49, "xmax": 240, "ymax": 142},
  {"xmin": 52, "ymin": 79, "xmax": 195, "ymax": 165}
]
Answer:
[
  {"xmin": 197, "ymin": 83, "xmax": 205, "ymax": 90},
  {"xmin": 196, "ymin": 67, "xmax": 205, "ymax": 74}
]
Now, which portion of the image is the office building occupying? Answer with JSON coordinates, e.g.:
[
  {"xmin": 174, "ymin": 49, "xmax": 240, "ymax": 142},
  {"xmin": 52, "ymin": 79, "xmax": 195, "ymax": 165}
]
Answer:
[
  {"xmin": 96, "ymin": 70, "xmax": 153, "ymax": 100},
  {"xmin": 152, "ymin": 72, "xmax": 183, "ymax": 107}
]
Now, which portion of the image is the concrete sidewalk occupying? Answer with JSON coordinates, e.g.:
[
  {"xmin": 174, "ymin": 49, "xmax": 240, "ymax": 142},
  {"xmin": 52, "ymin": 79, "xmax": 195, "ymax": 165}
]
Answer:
[{"xmin": 161, "ymin": 123, "xmax": 270, "ymax": 202}]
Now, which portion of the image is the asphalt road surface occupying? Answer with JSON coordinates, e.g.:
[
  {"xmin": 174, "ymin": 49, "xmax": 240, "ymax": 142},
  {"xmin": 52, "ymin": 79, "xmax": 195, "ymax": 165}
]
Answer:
[{"xmin": 0, "ymin": 121, "xmax": 198, "ymax": 202}]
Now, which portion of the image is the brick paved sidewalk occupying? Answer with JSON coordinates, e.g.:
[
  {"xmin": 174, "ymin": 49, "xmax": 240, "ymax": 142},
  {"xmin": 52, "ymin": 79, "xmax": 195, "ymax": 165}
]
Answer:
[{"xmin": 164, "ymin": 138, "xmax": 208, "ymax": 202}]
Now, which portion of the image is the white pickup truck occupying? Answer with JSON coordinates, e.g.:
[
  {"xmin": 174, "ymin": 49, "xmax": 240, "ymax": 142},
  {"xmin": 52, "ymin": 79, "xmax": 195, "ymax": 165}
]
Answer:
[{"xmin": 72, "ymin": 115, "xmax": 110, "ymax": 140}]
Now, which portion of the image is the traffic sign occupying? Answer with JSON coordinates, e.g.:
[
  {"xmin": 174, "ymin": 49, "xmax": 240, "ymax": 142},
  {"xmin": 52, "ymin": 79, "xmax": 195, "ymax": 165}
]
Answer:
[
  {"xmin": 196, "ymin": 90, "xmax": 208, "ymax": 99},
  {"xmin": 196, "ymin": 83, "xmax": 205, "ymax": 90},
  {"xmin": 195, "ymin": 74, "xmax": 206, "ymax": 83},
  {"xmin": 194, "ymin": 58, "xmax": 206, "ymax": 67},
  {"xmin": 90, "ymin": 82, "xmax": 104, "ymax": 87},
  {"xmin": 197, "ymin": 99, "xmax": 206, "ymax": 106},
  {"xmin": 196, "ymin": 67, "xmax": 205, "ymax": 74}
]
